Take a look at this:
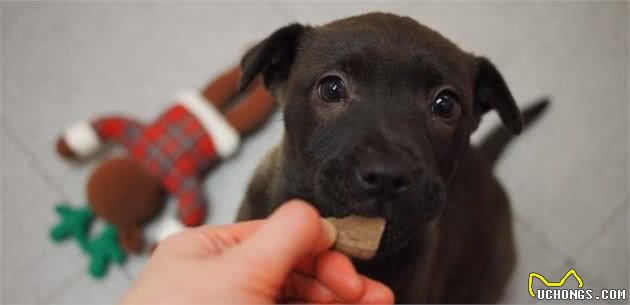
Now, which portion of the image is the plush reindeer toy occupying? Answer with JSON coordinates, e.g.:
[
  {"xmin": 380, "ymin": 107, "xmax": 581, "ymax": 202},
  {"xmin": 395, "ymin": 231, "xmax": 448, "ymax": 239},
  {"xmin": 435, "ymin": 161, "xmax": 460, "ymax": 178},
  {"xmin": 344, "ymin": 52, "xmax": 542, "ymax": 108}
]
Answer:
[{"xmin": 50, "ymin": 65, "xmax": 275, "ymax": 277}]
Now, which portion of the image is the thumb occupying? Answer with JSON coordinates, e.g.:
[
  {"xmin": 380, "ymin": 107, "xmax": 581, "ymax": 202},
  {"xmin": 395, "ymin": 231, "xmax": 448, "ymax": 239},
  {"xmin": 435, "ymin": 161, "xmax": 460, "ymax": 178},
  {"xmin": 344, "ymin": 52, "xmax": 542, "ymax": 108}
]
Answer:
[{"xmin": 228, "ymin": 200, "xmax": 336, "ymax": 286}]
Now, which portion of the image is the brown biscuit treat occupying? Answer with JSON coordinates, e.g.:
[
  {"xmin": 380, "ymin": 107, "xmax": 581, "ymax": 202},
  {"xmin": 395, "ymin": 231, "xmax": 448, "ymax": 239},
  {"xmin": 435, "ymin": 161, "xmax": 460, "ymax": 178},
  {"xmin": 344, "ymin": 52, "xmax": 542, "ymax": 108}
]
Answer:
[{"xmin": 325, "ymin": 216, "xmax": 386, "ymax": 260}]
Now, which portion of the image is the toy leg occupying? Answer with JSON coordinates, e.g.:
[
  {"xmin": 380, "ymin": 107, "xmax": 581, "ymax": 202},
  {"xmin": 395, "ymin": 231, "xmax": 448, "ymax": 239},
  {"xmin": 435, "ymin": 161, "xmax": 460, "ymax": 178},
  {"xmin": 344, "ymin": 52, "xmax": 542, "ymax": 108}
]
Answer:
[
  {"xmin": 224, "ymin": 76, "xmax": 276, "ymax": 136},
  {"xmin": 202, "ymin": 65, "xmax": 241, "ymax": 108},
  {"xmin": 117, "ymin": 226, "xmax": 145, "ymax": 253}
]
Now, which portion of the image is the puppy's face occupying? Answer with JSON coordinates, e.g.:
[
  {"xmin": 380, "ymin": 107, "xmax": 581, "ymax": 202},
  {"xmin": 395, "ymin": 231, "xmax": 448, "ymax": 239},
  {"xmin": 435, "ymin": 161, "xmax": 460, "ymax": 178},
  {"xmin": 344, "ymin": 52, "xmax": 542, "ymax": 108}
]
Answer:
[{"xmin": 240, "ymin": 13, "xmax": 522, "ymax": 256}]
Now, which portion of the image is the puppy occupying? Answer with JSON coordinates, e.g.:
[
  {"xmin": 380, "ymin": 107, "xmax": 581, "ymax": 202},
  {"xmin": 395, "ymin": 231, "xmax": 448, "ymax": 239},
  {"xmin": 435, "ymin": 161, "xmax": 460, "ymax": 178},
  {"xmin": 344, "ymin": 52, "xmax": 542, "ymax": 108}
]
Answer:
[{"xmin": 235, "ymin": 12, "xmax": 547, "ymax": 303}]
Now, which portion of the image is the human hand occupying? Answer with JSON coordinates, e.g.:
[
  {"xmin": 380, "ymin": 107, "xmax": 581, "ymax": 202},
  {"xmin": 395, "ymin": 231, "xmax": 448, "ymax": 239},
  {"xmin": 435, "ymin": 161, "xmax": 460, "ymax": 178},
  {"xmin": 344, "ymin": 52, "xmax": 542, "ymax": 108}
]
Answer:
[{"xmin": 120, "ymin": 200, "xmax": 394, "ymax": 304}]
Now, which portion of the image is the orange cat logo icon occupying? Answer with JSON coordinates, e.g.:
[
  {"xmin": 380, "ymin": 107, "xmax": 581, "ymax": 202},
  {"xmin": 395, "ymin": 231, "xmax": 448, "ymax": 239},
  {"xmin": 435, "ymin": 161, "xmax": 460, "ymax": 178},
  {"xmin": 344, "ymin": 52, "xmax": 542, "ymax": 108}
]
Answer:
[{"xmin": 528, "ymin": 269, "xmax": 584, "ymax": 298}]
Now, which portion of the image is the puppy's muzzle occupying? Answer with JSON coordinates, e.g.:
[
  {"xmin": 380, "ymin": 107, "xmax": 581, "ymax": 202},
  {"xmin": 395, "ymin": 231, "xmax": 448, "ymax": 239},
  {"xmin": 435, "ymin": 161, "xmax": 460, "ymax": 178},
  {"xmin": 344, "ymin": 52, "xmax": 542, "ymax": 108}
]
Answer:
[{"xmin": 355, "ymin": 153, "xmax": 413, "ymax": 197}]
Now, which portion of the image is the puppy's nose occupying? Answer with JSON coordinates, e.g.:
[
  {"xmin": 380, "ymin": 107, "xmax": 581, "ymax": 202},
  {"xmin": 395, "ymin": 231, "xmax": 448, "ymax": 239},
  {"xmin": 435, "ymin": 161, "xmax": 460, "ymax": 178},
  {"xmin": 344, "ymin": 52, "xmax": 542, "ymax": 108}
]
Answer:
[{"xmin": 356, "ymin": 162, "xmax": 411, "ymax": 196}]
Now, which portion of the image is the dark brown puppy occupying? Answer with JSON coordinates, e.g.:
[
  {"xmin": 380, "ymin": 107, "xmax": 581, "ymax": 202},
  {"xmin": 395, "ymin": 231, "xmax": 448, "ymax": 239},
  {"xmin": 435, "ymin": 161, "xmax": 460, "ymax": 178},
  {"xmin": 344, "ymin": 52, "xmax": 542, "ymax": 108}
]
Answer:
[{"xmin": 236, "ymin": 13, "xmax": 543, "ymax": 303}]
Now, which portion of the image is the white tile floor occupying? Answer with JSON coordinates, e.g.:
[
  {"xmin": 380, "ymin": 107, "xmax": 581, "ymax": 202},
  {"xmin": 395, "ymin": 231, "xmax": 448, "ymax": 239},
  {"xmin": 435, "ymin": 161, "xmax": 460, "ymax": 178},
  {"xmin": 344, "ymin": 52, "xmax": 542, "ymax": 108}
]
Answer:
[{"xmin": 1, "ymin": 2, "xmax": 628, "ymax": 304}]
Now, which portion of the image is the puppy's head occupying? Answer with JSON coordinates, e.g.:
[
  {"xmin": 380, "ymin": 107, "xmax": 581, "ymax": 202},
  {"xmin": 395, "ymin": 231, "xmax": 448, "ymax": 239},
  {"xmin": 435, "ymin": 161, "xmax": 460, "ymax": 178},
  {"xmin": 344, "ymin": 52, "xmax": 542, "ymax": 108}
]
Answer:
[{"xmin": 240, "ymin": 13, "xmax": 522, "ymax": 256}]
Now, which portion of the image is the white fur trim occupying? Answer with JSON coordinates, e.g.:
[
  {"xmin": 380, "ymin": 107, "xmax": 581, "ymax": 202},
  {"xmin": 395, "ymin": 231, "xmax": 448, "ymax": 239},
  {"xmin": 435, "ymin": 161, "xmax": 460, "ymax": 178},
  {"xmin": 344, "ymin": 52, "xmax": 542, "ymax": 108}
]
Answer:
[
  {"xmin": 153, "ymin": 217, "xmax": 186, "ymax": 241},
  {"xmin": 63, "ymin": 121, "xmax": 101, "ymax": 157},
  {"xmin": 177, "ymin": 91, "xmax": 240, "ymax": 158}
]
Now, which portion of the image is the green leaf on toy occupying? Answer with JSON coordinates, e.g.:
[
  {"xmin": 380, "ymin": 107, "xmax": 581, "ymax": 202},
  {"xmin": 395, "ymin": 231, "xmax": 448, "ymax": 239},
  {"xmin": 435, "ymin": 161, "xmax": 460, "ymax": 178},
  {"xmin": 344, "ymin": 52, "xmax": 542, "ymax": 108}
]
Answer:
[
  {"xmin": 50, "ymin": 203, "xmax": 93, "ymax": 251},
  {"xmin": 85, "ymin": 224, "xmax": 126, "ymax": 279},
  {"xmin": 50, "ymin": 202, "xmax": 126, "ymax": 279}
]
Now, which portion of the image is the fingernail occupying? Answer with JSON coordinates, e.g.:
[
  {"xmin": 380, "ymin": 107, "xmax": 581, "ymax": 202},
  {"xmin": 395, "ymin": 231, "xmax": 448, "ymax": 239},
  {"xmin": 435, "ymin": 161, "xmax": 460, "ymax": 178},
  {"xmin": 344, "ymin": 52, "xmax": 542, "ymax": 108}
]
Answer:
[{"xmin": 321, "ymin": 218, "xmax": 337, "ymax": 248}]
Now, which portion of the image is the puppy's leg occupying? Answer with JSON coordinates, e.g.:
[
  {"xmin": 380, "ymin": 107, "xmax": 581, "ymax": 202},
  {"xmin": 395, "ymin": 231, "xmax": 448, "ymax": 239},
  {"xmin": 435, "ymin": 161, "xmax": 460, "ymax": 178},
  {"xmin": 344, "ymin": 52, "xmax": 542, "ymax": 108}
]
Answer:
[
  {"xmin": 476, "ymin": 187, "xmax": 516, "ymax": 303},
  {"xmin": 441, "ymin": 182, "xmax": 516, "ymax": 303},
  {"xmin": 236, "ymin": 145, "xmax": 282, "ymax": 221}
]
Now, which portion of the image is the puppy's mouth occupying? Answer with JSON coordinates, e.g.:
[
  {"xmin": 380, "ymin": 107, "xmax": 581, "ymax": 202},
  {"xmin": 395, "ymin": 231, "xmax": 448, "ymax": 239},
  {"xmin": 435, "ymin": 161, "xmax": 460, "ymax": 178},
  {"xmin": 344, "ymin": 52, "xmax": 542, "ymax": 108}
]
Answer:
[
  {"xmin": 316, "ymin": 197, "xmax": 440, "ymax": 258},
  {"xmin": 314, "ymin": 159, "xmax": 446, "ymax": 258},
  {"xmin": 315, "ymin": 197, "xmax": 440, "ymax": 259},
  {"xmin": 376, "ymin": 220, "xmax": 419, "ymax": 257}
]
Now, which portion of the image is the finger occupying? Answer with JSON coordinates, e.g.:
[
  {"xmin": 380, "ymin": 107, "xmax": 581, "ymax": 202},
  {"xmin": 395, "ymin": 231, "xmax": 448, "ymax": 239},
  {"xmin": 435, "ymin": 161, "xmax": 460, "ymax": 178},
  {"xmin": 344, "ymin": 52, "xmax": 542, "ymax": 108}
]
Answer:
[
  {"xmin": 313, "ymin": 251, "xmax": 364, "ymax": 301},
  {"xmin": 194, "ymin": 220, "xmax": 265, "ymax": 255},
  {"xmin": 228, "ymin": 200, "xmax": 335, "ymax": 288},
  {"xmin": 357, "ymin": 276, "xmax": 395, "ymax": 305},
  {"xmin": 294, "ymin": 255, "xmax": 317, "ymax": 276},
  {"xmin": 282, "ymin": 272, "xmax": 336, "ymax": 303},
  {"xmin": 196, "ymin": 220, "xmax": 265, "ymax": 244},
  {"xmin": 279, "ymin": 224, "xmax": 340, "ymax": 276},
  {"xmin": 201, "ymin": 207, "xmax": 334, "ymax": 253},
  {"xmin": 157, "ymin": 220, "xmax": 264, "ymax": 256}
]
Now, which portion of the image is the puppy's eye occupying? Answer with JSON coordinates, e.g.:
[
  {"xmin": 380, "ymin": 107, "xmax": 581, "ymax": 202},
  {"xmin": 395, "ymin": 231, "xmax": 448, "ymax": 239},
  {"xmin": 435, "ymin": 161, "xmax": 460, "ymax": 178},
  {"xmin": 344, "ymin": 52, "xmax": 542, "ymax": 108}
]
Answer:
[
  {"xmin": 318, "ymin": 76, "xmax": 347, "ymax": 102},
  {"xmin": 431, "ymin": 91, "xmax": 457, "ymax": 118}
]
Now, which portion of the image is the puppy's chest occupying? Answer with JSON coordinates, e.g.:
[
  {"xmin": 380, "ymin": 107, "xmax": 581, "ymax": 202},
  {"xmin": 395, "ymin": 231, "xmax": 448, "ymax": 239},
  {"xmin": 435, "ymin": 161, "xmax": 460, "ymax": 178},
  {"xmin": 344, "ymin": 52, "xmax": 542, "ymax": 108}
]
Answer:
[{"xmin": 354, "ymin": 229, "xmax": 441, "ymax": 302}]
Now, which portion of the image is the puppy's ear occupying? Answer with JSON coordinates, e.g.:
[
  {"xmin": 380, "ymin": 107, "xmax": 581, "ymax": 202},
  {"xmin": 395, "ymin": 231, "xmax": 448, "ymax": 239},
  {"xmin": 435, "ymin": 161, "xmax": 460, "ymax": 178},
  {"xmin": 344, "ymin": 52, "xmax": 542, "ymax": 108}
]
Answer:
[
  {"xmin": 473, "ymin": 57, "xmax": 523, "ymax": 134},
  {"xmin": 239, "ymin": 24, "xmax": 308, "ymax": 92}
]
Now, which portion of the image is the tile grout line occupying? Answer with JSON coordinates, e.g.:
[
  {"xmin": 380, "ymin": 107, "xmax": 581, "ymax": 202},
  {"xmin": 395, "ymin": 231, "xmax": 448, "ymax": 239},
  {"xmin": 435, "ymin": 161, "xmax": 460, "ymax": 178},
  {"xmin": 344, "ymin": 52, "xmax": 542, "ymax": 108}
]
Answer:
[
  {"xmin": 1, "ymin": 119, "xmax": 99, "ymax": 301},
  {"xmin": 36, "ymin": 268, "xmax": 87, "ymax": 303},
  {"xmin": 1, "ymin": 119, "xmax": 70, "ymax": 199},
  {"xmin": 513, "ymin": 210, "xmax": 570, "ymax": 259},
  {"xmin": 36, "ymin": 258, "xmax": 132, "ymax": 302},
  {"xmin": 514, "ymin": 195, "xmax": 629, "ymax": 263},
  {"xmin": 573, "ymin": 198, "xmax": 629, "ymax": 258}
]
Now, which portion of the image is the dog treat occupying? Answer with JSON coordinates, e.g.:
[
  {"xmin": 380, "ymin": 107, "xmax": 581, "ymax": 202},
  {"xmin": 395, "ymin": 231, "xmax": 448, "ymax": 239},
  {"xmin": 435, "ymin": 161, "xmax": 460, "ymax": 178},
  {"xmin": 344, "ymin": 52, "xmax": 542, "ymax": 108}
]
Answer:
[{"xmin": 325, "ymin": 216, "xmax": 386, "ymax": 260}]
